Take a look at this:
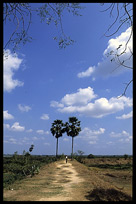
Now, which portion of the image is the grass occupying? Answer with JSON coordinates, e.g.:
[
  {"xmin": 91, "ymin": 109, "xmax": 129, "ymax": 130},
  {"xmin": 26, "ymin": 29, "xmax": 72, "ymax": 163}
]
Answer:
[
  {"xmin": 3, "ymin": 158, "xmax": 132, "ymax": 201},
  {"xmin": 88, "ymin": 163, "xmax": 132, "ymax": 170},
  {"xmin": 71, "ymin": 159, "xmax": 132, "ymax": 199}
]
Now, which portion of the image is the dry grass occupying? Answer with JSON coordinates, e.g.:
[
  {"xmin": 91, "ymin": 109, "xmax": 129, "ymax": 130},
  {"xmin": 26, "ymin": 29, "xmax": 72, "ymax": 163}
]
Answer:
[
  {"xmin": 3, "ymin": 158, "xmax": 132, "ymax": 201},
  {"xmin": 71, "ymin": 158, "xmax": 132, "ymax": 200}
]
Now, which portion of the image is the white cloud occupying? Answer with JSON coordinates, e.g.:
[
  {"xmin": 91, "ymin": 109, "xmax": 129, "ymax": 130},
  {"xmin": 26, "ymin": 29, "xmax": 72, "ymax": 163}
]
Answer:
[
  {"xmin": 18, "ymin": 104, "xmax": 31, "ymax": 112},
  {"xmin": 36, "ymin": 130, "xmax": 49, "ymax": 135},
  {"xmin": 45, "ymin": 131, "xmax": 50, "ymax": 135},
  {"xmin": 11, "ymin": 122, "xmax": 25, "ymax": 132},
  {"xmin": 4, "ymin": 123, "xmax": 10, "ymax": 130},
  {"xmin": 116, "ymin": 111, "xmax": 133, "ymax": 119},
  {"xmin": 77, "ymin": 27, "xmax": 132, "ymax": 79},
  {"xmin": 4, "ymin": 122, "xmax": 25, "ymax": 132},
  {"xmin": 53, "ymin": 87, "xmax": 132, "ymax": 118},
  {"xmin": 110, "ymin": 130, "xmax": 132, "ymax": 143},
  {"xmin": 77, "ymin": 66, "xmax": 95, "ymax": 78},
  {"xmin": 4, "ymin": 49, "xmax": 24, "ymax": 92},
  {"xmin": 78, "ymin": 127, "xmax": 105, "ymax": 144},
  {"xmin": 36, "ymin": 130, "xmax": 45, "ymax": 135},
  {"xmin": 40, "ymin": 114, "xmax": 49, "ymax": 120},
  {"xmin": 50, "ymin": 101, "xmax": 64, "ymax": 108},
  {"xmin": 110, "ymin": 130, "xmax": 130, "ymax": 138},
  {"xmin": 61, "ymin": 87, "xmax": 97, "ymax": 106},
  {"xmin": 26, "ymin": 129, "xmax": 33, "ymax": 133},
  {"xmin": 9, "ymin": 138, "xmax": 18, "ymax": 144},
  {"xmin": 4, "ymin": 110, "xmax": 14, "ymax": 120}
]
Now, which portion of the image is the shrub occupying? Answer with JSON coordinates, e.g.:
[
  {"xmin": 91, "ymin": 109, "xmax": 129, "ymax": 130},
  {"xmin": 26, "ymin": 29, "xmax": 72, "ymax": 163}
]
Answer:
[
  {"xmin": 3, "ymin": 173, "xmax": 16, "ymax": 188},
  {"xmin": 88, "ymin": 154, "xmax": 95, "ymax": 159}
]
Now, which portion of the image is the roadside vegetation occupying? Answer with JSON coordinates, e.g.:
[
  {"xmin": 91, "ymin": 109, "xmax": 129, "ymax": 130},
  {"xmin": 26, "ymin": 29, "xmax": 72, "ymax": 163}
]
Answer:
[
  {"xmin": 3, "ymin": 145, "xmax": 64, "ymax": 189},
  {"xmin": 72, "ymin": 153, "xmax": 132, "ymax": 200},
  {"xmin": 74, "ymin": 153, "xmax": 133, "ymax": 170},
  {"xmin": 3, "ymin": 153, "xmax": 132, "ymax": 201}
]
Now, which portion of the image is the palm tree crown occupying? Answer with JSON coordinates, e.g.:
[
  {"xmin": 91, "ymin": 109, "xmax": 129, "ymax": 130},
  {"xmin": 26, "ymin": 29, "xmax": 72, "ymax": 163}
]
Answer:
[
  {"xmin": 65, "ymin": 117, "xmax": 81, "ymax": 159},
  {"xmin": 50, "ymin": 119, "xmax": 65, "ymax": 156}
]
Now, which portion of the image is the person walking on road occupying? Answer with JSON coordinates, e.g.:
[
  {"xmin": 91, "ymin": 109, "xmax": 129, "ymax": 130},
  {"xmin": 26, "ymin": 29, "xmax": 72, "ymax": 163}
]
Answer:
[{"xmin": 66, "ymin": 155, "xmax": 68, "ymax": 163}]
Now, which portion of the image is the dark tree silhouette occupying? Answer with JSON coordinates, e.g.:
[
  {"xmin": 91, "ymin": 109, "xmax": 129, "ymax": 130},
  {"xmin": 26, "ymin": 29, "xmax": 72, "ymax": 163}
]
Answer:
[
  {"xmin": 65, "ymin": 117, "xmax": 81, "ymax": 160},
  {"xmin": 50, "ymin": 119, "xmax": 65, "ymax": 157}
]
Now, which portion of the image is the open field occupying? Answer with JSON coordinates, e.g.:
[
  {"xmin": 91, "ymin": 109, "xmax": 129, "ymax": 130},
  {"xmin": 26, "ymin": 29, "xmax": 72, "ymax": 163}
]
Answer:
[
  {"xmin": 3, "ymin": 156, "xmax": 132, "ymax": 201},
  {"xmin": 74, "ymin": 157, "xmax": 132, "ymax": 200}
]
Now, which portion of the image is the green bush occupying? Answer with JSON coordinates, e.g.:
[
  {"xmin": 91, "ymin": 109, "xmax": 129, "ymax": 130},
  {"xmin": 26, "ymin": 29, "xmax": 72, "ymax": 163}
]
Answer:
[
  {"xmin": 3, "ymin": 173, "xmax": 16, "ymax": 188},
  {"xmin": 3, "ymin": 155, "xmax": 58, "ymax": 188}
]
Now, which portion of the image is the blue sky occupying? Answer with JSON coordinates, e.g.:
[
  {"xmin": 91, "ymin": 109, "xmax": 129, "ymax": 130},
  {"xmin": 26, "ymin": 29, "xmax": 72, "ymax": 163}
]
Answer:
[{"xmin": 3, "ymin": 3, "xmax": 133, "ymax": 155}]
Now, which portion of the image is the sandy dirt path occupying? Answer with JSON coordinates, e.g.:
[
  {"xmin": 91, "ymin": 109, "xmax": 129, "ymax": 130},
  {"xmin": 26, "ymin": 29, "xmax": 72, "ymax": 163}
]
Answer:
[
  {"xmin": 39, "ymin": 159, "xmax": 85, "ymax": 201},
  {"xmin": 4, "ymin": 159, "xmax": 87, "ymax": 201}
]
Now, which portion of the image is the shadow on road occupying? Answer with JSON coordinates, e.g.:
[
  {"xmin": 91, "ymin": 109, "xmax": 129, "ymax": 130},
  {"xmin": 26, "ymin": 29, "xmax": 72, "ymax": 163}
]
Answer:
[{"xmin": 85, "ymin": 188, "xmax": 132, "ymax": 201}]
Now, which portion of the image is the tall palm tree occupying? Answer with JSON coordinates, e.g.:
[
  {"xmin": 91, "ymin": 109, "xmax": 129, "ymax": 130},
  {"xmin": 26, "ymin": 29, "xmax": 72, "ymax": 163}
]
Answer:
[
  {"xmin": 65, "ymin": 117, "xmax": 81, "ymax": 160},
  {"xmin": 50, "ymin": 119, "xmax": 65, "ymax": 157}
]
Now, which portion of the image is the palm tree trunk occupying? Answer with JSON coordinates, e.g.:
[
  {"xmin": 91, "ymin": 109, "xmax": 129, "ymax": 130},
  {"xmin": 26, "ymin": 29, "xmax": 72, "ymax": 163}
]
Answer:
[
  {"xmin": 56, "ymin": 137, "xmax": 58, "ymax": 157},
  {"xmin": 72, "ymin": 137, "xmax": 74, "ymax": 160}
]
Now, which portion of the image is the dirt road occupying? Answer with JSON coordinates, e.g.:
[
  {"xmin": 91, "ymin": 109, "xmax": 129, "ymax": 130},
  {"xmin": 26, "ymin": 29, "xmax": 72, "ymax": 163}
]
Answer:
[
  {"xmin": 3, "ymin": 159, "xmax": 132, "ymax": 201},
  {"xmin": 39, "ymin": 160, "xmax": 85, "ymax": 201},
  {"xmin": 4, "ymin": 159, "xmax": 87, "ymax": 201}
]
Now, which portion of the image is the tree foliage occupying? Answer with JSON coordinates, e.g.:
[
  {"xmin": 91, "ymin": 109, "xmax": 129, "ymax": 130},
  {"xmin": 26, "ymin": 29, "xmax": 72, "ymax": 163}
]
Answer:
[
  {"xmin": 50, "ymin": 117, "xmax": 81, "ymax": 158},
  {"xmin": 50, "ymin": 119, "xmax": 65, "ymax": 157},
  {"xmin": 65, "ymin": 117, "xmax": 81, "ymax": 159},
  {"xmin": 65, "ymin": 117, "xmax": 81, "ymax": 137},
  {"xmin": 3, "ymin": 3, "xmax": 83, "ymax": 51}
]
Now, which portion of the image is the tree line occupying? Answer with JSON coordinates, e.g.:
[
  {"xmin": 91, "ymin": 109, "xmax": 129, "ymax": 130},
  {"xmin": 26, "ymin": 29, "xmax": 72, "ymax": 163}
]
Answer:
[{"xmin": 50, "ymin": 116, "xmax": 81, "ymax": 159}]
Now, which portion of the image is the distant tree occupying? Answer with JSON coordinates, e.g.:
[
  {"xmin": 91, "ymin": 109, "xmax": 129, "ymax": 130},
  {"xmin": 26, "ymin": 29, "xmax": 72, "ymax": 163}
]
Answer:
[
  {"xmin": 77, "ymin": 150, "xmax": 84, "ymax": 156},
  {"xmin": 50, "ymin": 119, "xmax": 65, "ymax": 157},
  {"xmin": 124, "ymin": 154, "xmax": 128, "ymax": 160},
  {"xmin": 65, "ymin": 117, "xmax": 81, "ymax": 160},
  {"xmin": 88, "ymin": 154, "xmax": 95, "ymax": 159},
  {"xmin": 29, "ymin": 144, "xmax": 34, "ymax": 153},
  {"xmin": 13, "ymin": 151, "xmax": 18, "ymax": 162}
]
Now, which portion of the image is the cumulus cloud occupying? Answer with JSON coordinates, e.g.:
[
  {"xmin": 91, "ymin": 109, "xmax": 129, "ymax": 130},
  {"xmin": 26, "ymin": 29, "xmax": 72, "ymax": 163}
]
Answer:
[
  {"xmin": 116, "ymin": 111, "xmax": 133, "ymax": 119},
  {"xmin": 51, "ymin": 87, "xmax": 132, "ymax": 118},
  {"xmin": 4, "ymin": 110, "xmax": 14, "ymax": 120},
  {"xmin": 11, "ymin": 122, "xmax": 25, "ymax": 132},
  {"xmin": 110, "ymin": 130, "xmax": 132, "ymax": 143},
  {"xmin": 78, "ymin": 127, "xmax": 105, "ymax": 144},
  {"xmin": 50, "ymin": 101, "xmax": 64, "ymax": 108},
  {"xmin": 18, "ymin": 104, "xmax": 31, "ymax": 112},
  {"xmin": 77, "ymin": 27, "xmax": 132, "ymax": 79},
  {"xmin": 40, "ymin": 114, "xmax": 49, "ymax": 120},
  {"xmin": 4, "ymin": 49, "xmax": 24, "ymax": 92},
  {"xmin": 4, "ymin": 122, "xmax": 25, "ymax": 132},
  {"xmin": 51, "ymin": 87, "xmax": 97, "ymax": 109},
  {"xmin": 61, "ymin": 87, "xmax": 97, "ymax": 106},
  {"xmin": 77, "ymin": 66, "xmax": 95, "ymax": 78}
]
